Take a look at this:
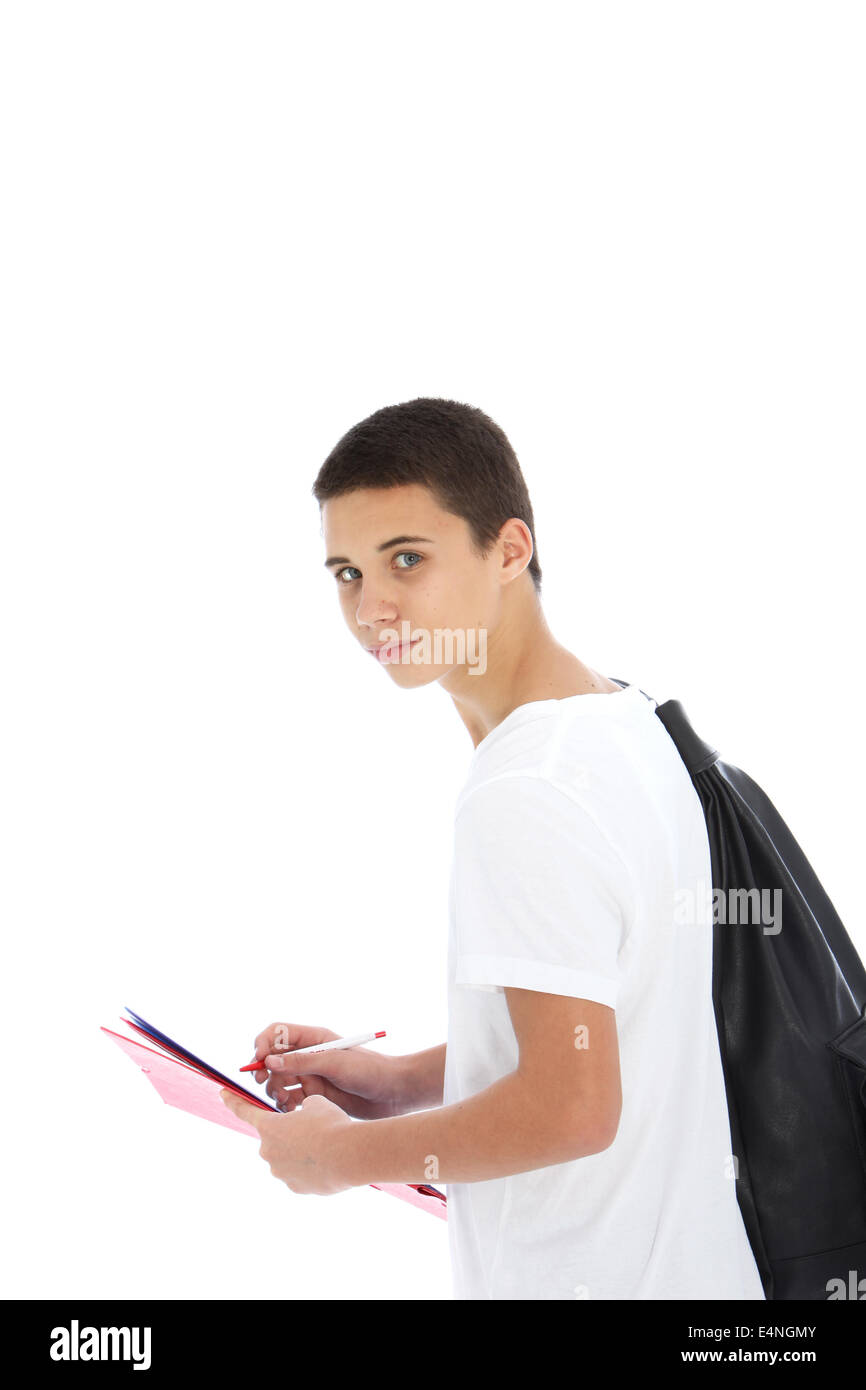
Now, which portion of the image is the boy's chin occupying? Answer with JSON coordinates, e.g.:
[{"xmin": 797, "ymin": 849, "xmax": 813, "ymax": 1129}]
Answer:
[{"xmin": 381, "ymin": 660, "xmax": 454, "ymax": 687}]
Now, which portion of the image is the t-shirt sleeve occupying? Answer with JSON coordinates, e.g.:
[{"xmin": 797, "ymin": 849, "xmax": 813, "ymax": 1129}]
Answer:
[{"xmin": 452, "ymin": 773, "xmax": 633, "ymax": 1008}]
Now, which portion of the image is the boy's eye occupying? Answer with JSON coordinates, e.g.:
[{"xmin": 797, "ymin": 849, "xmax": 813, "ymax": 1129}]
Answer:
[{"xmin": 334, "ymin": 552, "xmax": 423, "ymax": 584}]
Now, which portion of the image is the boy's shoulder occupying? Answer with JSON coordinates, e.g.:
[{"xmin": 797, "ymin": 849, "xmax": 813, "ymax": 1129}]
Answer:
[
  {"xmin": 463, "ymin": 686, "xmax": 656, "ymax": 798},
  {"xmin": 454, "ymin": 687, "xmax": 686, "ymax": 869}
]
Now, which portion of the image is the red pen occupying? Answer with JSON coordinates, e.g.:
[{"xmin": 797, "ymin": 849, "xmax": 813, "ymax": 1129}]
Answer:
[{"xmin": 240, "ymin": 1029, "xmax": 386, "ymax": 1071}]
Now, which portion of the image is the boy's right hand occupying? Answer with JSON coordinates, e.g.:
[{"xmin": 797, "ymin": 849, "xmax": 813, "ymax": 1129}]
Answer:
[{"xmin": 244, "ymin": 1022, "xmax": 409, "ymax": 1120}]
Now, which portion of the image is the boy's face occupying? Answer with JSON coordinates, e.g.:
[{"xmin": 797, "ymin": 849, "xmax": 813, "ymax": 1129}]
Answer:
[{"xmin": 321, "ymin": 482, "xmax": 518, "ymax": 687}]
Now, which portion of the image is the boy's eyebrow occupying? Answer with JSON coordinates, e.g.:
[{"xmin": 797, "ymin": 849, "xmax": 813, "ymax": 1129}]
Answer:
[{"xmin": 323, "ymin": 535, "xmax": 435, "ymax": 569}]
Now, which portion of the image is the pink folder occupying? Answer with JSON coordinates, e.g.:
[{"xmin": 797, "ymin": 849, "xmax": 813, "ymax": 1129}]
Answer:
[{"xmin": 101, "ymin": 1018, "xmax": 448, "ymax": 1221}]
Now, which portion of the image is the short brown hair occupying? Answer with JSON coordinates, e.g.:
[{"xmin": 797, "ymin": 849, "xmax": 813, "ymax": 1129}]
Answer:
[{"xmin": 311, "ymin": 397, "xmax": 542, "ymax": 594}]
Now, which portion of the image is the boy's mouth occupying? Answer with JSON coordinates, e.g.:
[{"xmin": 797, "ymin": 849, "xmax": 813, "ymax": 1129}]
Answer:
[{"xmin": 367, "ymin": 637, "xmax": 422, "ymax": 663}]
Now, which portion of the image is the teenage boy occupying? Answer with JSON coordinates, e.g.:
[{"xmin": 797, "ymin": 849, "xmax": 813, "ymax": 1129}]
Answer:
[{"xmin": 222, "ymin": 397, "xmax": 765, "ymax": 1301}]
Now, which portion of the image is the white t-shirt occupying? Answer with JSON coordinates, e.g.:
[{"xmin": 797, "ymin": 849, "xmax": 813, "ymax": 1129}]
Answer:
[{"xmin": 443, "ymin": 680, "xmax": 766, "ymax": 1301}]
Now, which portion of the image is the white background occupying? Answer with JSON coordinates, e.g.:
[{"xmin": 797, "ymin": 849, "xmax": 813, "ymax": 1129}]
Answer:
[{"xmin": 2, "ymin": 2, "xmax": 864, "ymax": 1302}]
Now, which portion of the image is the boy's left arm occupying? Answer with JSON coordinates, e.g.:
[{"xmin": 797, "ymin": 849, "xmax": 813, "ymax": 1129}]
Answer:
[{"xmin": 222, "ymin": 990, "xmax": 621, "ymax": 1192}]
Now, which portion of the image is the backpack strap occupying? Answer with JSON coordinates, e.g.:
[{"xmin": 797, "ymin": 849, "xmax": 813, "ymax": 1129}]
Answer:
[{"xmin": 609, "ymin": 677, "xmax": 720, "ymax": 777}]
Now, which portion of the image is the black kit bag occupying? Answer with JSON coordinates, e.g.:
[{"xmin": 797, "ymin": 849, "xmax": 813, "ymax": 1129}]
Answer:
[{"xmin": 611, "ymin": 679, "xmax": 866, "ymax": 1300}]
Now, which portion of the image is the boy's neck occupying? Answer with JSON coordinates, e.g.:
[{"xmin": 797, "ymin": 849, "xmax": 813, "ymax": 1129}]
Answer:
[{"xmin": 443, "ymin": 592, "xmax": 621, "ymax": 751}]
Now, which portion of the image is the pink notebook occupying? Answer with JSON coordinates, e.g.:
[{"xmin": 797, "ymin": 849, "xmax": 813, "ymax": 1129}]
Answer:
[{"xmin": 101, "ymin": 1011, "xmax": 447, "ymax": 1221}]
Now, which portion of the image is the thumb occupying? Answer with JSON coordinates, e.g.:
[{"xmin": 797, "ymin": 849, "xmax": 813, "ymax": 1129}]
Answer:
[
  {"xmin": 220, "ymin": 1087, "xmax": 263, "ymax": 1124},
  {"xmin": 267, "ymin": 1050, "xmax": 353, "ymax": 1081},
  {"xmin": 298, "ymin": 1092, "xmax": 332, "ymax": 1110}
]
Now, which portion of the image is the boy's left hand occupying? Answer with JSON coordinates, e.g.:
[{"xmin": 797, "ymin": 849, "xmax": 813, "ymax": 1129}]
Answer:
[{"xmin": 220, "ymin": 1089, "xmax": 356, "ymax": 1195}]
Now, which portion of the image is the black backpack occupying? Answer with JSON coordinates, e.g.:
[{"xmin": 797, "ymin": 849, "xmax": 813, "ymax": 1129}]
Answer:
[{"xmin": 612, "ymin": 679, "xmax": 866, "ymax": 1300}]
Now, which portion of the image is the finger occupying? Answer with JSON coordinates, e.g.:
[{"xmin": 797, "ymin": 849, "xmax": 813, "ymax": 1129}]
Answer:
[
  {"xmin": 265, "ymin": 1069, "xmax": 326, "ymax": 1107},
  {"xmin": 250, "ymin": 1026, "xmax": 288, "ymax": 1067},
  {"xmin": 274, "ymin": 1089, "xmax": 305, "ymax": 1114},
  {"xmin": 263, "ymin": 1058, "xmax": 301, "ymax": 1083},
  {"xmin": 221, "ymin": 1088, "xmax": 262, "ymax": 1124},
  {"xmin": 241, "ymin": 1060, "xmax": 270, "ymax": 1081},
  {"xmin": 276, "ymin": 1072, "xmax": 344, "ymax": 1109},
  {"xmin": 299, "ymin": 1093, "xmax": 332, "ymax": 1112},
  {"xmin": 246, "ymin": 1048, "xmax": 306, "ymax": 1078},
  {"xmin": 293, "ymin": 1074, "xmax": 327, "ymax": 1098},
  {"xmin": 266, "ymin": 1051, "xmax": 353, "ymax": 1084},
  {"xmin": 254, "ymin": 1023, "xmax": 332, "ymax": 1059},
  {"xmin": 266, "ymin": 1077, "xmax": 303, "ymax": 1107},
  {"xmin": 246, "ymin": 1033, "xmax": 297, "ymax": 1072}
]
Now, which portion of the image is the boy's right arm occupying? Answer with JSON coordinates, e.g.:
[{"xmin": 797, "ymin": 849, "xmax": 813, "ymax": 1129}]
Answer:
[
  {"xmin": 394, "ymin": 1043, "xmax": 447, "ymax": 1114},
  {"xmin": 245, "ymin": 1023, "xmax": 445, "ymax": 1120}
]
